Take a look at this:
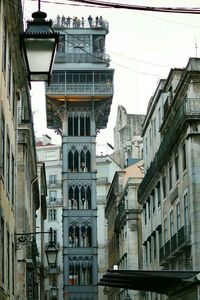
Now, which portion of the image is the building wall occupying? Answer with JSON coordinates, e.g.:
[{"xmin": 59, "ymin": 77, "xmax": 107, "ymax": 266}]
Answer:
[
  {"xmin": 96, "ymin": 155, "xmax": 121, "ymax": 299},
  {"xmin": 36, "ymin": 136, "xmax": 63, "ymax": 300},
  {"xmin": 0, "ymin": 1, "xmax": 39, "ymax": 299},
  {"xmin": 138, "ymin": 58, "xmax": 200, "ymax": 299}
]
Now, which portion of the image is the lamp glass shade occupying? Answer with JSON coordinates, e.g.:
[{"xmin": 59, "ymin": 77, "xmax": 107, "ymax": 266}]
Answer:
[
  {"xmin": 51, "ymin": 286, "xmax": 58, "ymax": 297},
  {"xmin": 21, "ymin": 11, "xmax": 59, "ymax": 84},
  {"xmin": 23, "ymin": 36, "xmax": 57, "ymax": 82},
  {"xmin": 45, "ymin": 246, "xmax": 58, "ymax": 265}
]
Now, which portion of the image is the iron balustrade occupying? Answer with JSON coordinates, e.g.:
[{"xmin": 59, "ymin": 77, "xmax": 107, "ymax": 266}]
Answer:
[
  {"xmin": 46, "ymin": 83, "xmax": 113, "ymax": 95},
  {"xmin": 48, "ymin": 198, "xmax": 63, "ymax": 206},
  {"xmin": 53, "ymin": 17, "xmax": 109, "ymax": 32},
  {"xmin": 55, "ymin": 52, "xmax": 110, "ymax": 65},
  {"xmin": 171, "ymin": 233, "xmax": 177, "ymax": 252},
  {"xmin": 47, "ymin": 180, "xmax": 62, "ymax": 188},
  {"xmin": 159, "ymin": 225, "xmax": 191, "ymax": 265},
  {"xmin": 178, "ymin": 225, "xmax": 191, "ymax": 247}
]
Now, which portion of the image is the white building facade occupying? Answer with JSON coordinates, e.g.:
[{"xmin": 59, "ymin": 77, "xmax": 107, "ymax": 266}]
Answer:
[{"xmin": 36, "ymin": 135, "xmax": 63, "ymax": 300}]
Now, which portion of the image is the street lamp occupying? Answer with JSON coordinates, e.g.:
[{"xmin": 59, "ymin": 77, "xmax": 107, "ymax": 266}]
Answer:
[
  {"xmin": 45, "ymin": 229, "xmax": 58, "ymax": 266},
  {"xmin": 20, "ymin": 0, "xmax": 59, "ymax": 84},
  {"xmin": 51, "ymin": 278, "xmax": 58, "ymax": 298}
]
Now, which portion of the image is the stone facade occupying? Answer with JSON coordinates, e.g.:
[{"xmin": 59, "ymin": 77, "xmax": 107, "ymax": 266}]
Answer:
[
  {"xmin": 113, "ymin": 105, "xmax": 145, "ymax": 168},
  {"xmin": 138, "ymin": 58, "xmax": 200, "ymax": 299},
  {"xmin": 0, "ymin": 1, "xmax": 39, "ymax": 299}
]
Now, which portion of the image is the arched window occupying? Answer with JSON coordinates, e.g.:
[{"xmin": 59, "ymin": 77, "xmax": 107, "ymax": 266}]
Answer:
[
  {"xmin": 68, "ymin": 186, "xmax": 73, "ymax": 209},
  {"xmin": 74, "ymin": 150, "xmax": 79, "ymax": 172},
  {"xmin": 86, "ymin": 150, "xmax": 91, "ymax": 171},
  {"xmin": 68, "ymin": 151, "xmax": 73, "ymax": 171},
  {"xmin": 87, "ymin": 226, "xmax": 92, "ymax": 247},
  {"xmin": 80, "ymin": 115, "xmax": 85, "ymax": 136},
  {"xmin": 74, "ymin": 186, "xmax": 79, "ymax": 209},
  {"xmin": 86, "ymin": 186, "xmax": 91, "ymax": 209},
  {"xmin": 74, "ymin": 115, "xmax": 78, "ymax": 136},
  {"xmin": 68, "ymin": 116, "xmax": 73, "ymax": 136},
  {"xmin": 86, "ymin": 115, "xmax": 90, "ymax": 136}
]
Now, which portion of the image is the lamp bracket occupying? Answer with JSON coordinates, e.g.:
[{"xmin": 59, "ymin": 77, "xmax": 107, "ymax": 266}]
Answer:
[{"xmin": 15, "ymin": 230, "xmax": 52, "ymax": 250}]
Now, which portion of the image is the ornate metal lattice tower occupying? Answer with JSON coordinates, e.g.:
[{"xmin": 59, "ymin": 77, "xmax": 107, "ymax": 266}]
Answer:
[{"xmin": 45, "ymin": 15, "xmax": 114, "ymax": 299}]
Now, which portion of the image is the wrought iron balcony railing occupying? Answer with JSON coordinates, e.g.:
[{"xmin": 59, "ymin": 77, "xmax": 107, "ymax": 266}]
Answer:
[
  {"xmin": 159, "ymin": 225, "xmax": 191, "ymax": 265},
  {"xmin": 48, "ymin": 198, "xmax": 63, "ymax": 206},
  {"xmin": 139, "ymin": 98, "xmax": 200, "ymax": 199},
  {"xmin": 47, "ymin": 180, "xmax": 62, "ymax": 188},
  {"xmin": 46, "ymin": 83, "xmax": 113, "ymax": 96},
  {"xmin": 55, "ymin": 52, "xmax": 110, "ymax": 65}
]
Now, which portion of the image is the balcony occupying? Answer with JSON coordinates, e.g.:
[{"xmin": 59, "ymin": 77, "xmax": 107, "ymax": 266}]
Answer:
[
  {"xmin": 53, "ymin": 17, "xmax": 109, "ymax": 32},
  {"xmin": 48, "ymin": 198, "xmax": 63, "ymax": 206},
  {"xmin": 55, "ymin": 52, "xmax": 110, "ymax": 66},
  {"xmin": 159, "ymin": 226, "xmax": 191, "ymax": 265},
  {"xmin": 139, "ymin": 98, "xmax": 200, "ymax": 199},
  {"xmin": 47, "ymin": 180, "xmax": 62, "ymax": 188},
  {"xmin": 46, "ymin": 83, "xmax": 113, "ymax": 97}
]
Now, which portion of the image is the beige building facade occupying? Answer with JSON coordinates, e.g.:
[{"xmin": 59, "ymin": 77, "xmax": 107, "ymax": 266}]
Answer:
[
  {"xmin": 138, "ymin": 58, "xmax": 200, "ymax": 299},
  {"xmin": 0, "ymin": 1, "xmax": 41, "ymax": 299}
]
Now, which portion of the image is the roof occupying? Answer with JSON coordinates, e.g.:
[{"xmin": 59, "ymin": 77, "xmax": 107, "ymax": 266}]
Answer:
[{"xmin": 99, "ymin": 269, "xmax": 200, "ymax": 295}]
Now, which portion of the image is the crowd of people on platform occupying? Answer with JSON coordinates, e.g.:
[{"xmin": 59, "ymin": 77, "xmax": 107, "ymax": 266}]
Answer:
[{"xmin": 55, "ymin": 15, "xmax": 105, "ymax": 28}]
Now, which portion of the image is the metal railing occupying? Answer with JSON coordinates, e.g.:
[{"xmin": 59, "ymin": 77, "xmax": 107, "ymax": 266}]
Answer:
[
  {"xmin": 46, "ymin": 83, "xmax": 113, "ymax": 95},
  {"xmin": 159, "ymin": 225, "xmax": 191, "ymax": 264},
  {"xmin": 55, "ymin": 52, "xmax": 110, "ymax": 65},
  {"xmin": 53, "ymin": 17, "xmax": 109, "ymax": 31},
  {"xmin": 48, "ymin": 198, "xmax": 63, "ymax": 206},
  {"xmin": 46, "ymin": 180, "xmax": 62, "ymax": 188}
]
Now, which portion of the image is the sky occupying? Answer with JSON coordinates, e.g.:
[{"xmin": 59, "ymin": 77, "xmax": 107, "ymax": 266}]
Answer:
[{"xmin": 23, "ymin": 0, "xmax": 200, "ymax": 153}]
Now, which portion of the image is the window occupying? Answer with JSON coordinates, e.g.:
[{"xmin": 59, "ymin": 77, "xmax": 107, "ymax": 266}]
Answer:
[
  {"xmin": 49, "ymin": 175, "xmax": 57, "ymax": 184},
  {"xmin": 162, "ymin": 174, "xmax": 166, "ymax": 198},
  {"xmin": 144, "ymin": 243, "xmax": 148, "ymax": 266},
  {"xmin": 1, "ymin": 112, "xmax": 5, "ymax": 178},
  {"xmin": 149, "ymin": 128, "xmax": 152, "ymax": 146},
  {"xmin": 143, "ymin": 205, "xmax": 147, "ymax": 225},
  {"xmin": 153, "ymin": 233, "xmax": 157, "ymax": 259},
  {"xmin": 149, "ymin": 239, "xmax": 152, "ymax": 263},
  {"xmin": 152, "ymin": 191, "xmax": 155, "ymax": 214},
  {"xmin": 6, "ymin": 134, "xmax": 10, "ymax": 194},
  {"xmin": 12, "ymin": 242, "xmax": 14, "ymax": 294},
  {"xmin": 2, "ymin": 17, "xmax": 7, "ymax": 72},
  {"xmin": 153, "ymin": 118, "xmax": 156, "ymax": 137},
  {"xmin": 170, "ymin": 211, "xmax": 174, "ymax": 237},
  {"xmin": 147, "ymin": 198, "xmax": 151, "ymax": 220},
  {"xmin": 164, "ymin": 218, "xmax": 168, "ymax": 243},
  {"xmin": 1, "ymin": 217, "xmax": 4, "ymax": 283},
  {"xmin": 169, "ymin": 162, "xmax": 172, "ymax": 191},
  {"xmin": 48, "ymin": 209, "xmax": 57, "ymax": 221},
  {"xmin": 184, "ymin": 193, "xmax": 189, "ymax": 226},
  {"xmin": 11, "ymin": 154, "xmax": 14, "ymax": 205},
  {"xmin": 176, "ymin": 203, "xmax": 181, "ymax": 230},
  {"xmin": 49, "ymin": 190, "xmax": 57, "ymax": 202},
  {"xmin": 175, "ymin": 154, "xmax": 179, "ymax": 181},
  {"xmin": 7, "ymin": 230, "xmax": 10, "ymax": 289},
  {"xmin": 157, "ymin": 182, "xmax": 161, "ymax": 207},
  {"xmin": 158, "ymin": 107, "xmax": 161, "ymax": 128},
  {"xmin": 182, "ymin": 143, "xmax": 187, "ymax": 171},
  {"xmin": 7, "ymin": 49, "xmax": 11, "ymax": 98}
]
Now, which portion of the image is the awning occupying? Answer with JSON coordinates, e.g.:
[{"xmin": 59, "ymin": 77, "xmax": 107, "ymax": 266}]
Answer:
[{"xmin": 99, "ymin": 269, "xmax": 200, "ymax": 295}]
